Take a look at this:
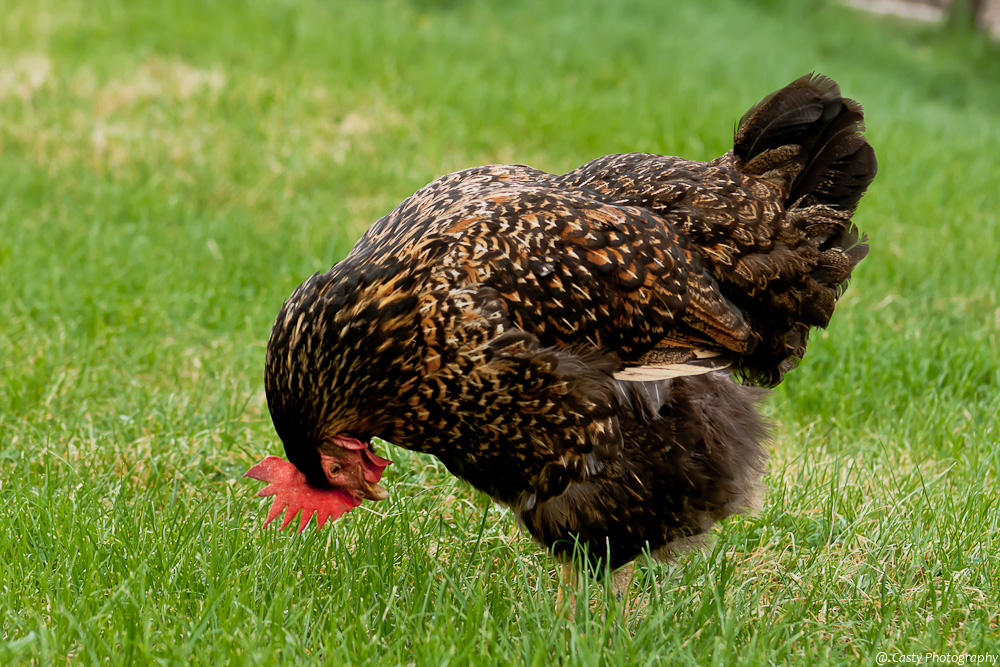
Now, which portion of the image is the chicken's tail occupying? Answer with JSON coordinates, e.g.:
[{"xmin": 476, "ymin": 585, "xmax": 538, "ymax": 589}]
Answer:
[
  {"xmin": 728, "ymin": 74, "xmax": 877, "ymax": 385},
  {"xmin": 734, "ymin": 73, "xmax": 877, "ymax": 215}
]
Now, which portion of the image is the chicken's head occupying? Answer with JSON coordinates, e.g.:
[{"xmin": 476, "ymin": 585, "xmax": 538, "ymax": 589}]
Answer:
[
  {"xmin": 250, "ymin": 262, "xmax": 415, "ymax": 531},
  {"xmin": 316, "ymin": 435, "xmax": 392, "ymax": 501},
  {"xmin": 243, "ymin": 437, "xmax": 392, "ymax": 532}
]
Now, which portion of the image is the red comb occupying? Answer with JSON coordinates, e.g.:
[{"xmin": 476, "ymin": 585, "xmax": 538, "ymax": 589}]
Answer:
[{"xmin": 243, "ymin": 456, "xmax": 361, "ymax": 532}]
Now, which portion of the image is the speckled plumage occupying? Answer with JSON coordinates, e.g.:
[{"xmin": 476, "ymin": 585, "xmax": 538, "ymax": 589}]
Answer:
[{"xmin": 264, "ymin": 74, "xmax": 876, "ymax": 571}]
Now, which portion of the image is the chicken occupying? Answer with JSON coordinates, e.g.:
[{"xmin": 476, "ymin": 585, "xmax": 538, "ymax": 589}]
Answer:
[{"xmin": 246, "ymin": 74, "xmax": 877, "ymax": 578}]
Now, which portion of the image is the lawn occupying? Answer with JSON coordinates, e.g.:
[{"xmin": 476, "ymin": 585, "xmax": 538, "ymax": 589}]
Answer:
[{"xmin": 1, "ymin": 0, "xmax": 998, "ymax": 664}]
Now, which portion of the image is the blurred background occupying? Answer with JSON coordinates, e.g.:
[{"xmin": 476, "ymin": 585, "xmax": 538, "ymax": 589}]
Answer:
[{"xmin": 845, "ymin": 0, "xmax": 1000, "ymax": 35}]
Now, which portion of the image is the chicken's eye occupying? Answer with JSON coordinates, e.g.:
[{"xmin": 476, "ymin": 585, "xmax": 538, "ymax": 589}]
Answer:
[{"xmin": 328, "ymin": 464, "xmax": 342, "ymax": 476}]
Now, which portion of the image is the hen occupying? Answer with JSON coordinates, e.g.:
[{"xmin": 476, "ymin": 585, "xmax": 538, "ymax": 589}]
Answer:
[{"xmin": 247, "ymin": 74, "xmax": 876, "ymax": 579}]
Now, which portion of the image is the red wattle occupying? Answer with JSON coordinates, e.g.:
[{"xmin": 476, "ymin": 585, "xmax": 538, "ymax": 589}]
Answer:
[{"xmin": 244, "ymin": 455, "xmax": 363, "ymax": 532}]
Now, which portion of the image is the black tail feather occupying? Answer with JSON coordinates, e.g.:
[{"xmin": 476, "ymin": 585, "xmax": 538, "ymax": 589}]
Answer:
[
  {"xmin": 726, "ymin": 74, "xmax": 876, "ymax": 386},
  {"xmin": 735, "ymin": 73, "xmax": 877, "ymax": 215}
]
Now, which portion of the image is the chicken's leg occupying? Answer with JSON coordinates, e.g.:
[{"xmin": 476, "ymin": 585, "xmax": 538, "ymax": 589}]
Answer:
[
  {"xmin": 555, "ymin": 562, "xmax": 578, "ymax": 617},
  {"xmin": 610, "ymin": 562, "xmax": 633, "ymax": 602}
]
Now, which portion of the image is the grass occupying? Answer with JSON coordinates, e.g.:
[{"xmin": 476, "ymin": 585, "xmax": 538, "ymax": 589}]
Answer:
[{"xmin": 1, "ymin": 0, "xmax": 999, "ymax": 663}]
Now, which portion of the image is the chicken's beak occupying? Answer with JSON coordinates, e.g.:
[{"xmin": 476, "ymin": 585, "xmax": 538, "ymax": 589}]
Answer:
[{"xmin": 359, "ymin": 478, "xmax": 390, "ymax": 501}]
